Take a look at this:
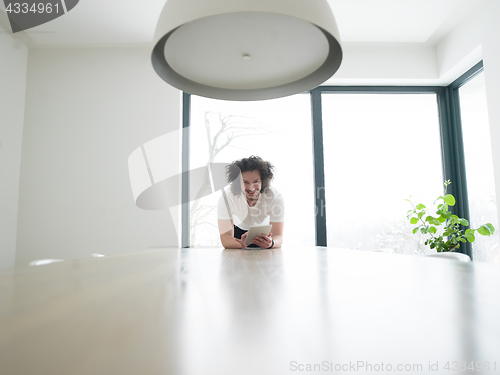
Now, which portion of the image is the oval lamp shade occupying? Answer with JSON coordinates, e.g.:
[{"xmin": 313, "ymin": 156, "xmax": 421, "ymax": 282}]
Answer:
[{"xmin": 152, "ymin": 0, "xmax": 342, "ymax": 101}]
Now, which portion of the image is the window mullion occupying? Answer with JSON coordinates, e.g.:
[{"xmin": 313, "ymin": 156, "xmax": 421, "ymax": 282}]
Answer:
[
  {"xmin": 182, "ymin": 92, "xmax": 191, "ymax": 248},
  {"xmin": 311, "ymin": 88, "xmax": 327, "ymax": 247},
  {"xmin": 437, "ymin": 86, "xmax": 472, "ymax": 258}
]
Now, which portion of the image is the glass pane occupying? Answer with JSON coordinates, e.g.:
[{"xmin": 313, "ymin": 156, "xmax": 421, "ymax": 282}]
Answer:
[
  {"xmin": 189, "ymin": 94, "xmax": 315, "ymax": 247},
  {"xmin": 322, "ymin": 93, "xmax": 443, "ymax": 254},
  {"xmin": 459, "ymin": 72, "xmax": 500, "ymax": 263}
]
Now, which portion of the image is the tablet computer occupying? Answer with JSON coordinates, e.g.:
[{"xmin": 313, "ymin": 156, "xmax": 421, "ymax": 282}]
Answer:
[{"xmin": 244, "ymin": 225, "xmax": 272, "ymax": 246}]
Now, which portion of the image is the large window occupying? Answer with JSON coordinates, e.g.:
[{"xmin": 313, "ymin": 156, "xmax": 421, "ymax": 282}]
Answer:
[
  {"xmin": 459, "ymin": 71, "xmax": 500, "ymax": 263},
  {"xmin": 321, "ymin": 93, "xmax": 443, "ymax": 253},
  {"xmin": 183, "ymin": 61, "xmax": 498, "ymax": 262},
  {"xmin": 188, "ymin": 94, "xmax": 315, "ymax": 247}
]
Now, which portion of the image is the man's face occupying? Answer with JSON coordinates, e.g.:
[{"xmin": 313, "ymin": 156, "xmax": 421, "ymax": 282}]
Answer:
[{"xmin": 241, "ymin": 170, "xmax": 261, "ymax": 201}]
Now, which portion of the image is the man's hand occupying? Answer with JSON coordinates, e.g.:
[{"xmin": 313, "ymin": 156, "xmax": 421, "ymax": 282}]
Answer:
[
  {"xmin": 234, "ymin": 232, "xmax": 249, "ymax": 249},
  {"xmin": 252, "ymin": 232, "xmax": 273, "ymax": 249}
]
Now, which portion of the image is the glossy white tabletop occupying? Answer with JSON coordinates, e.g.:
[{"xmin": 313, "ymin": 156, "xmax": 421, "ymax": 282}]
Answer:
[{"xmin": 1, "ymin": 247, "xmax": 499, "ymax": 375}]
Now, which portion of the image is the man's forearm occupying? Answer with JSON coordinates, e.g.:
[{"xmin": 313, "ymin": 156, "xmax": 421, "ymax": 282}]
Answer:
[
  {"xmin": 271, "ymin": 235, "xmax": 283, "ymax": 248},
  {"xmin": 220, "ymin": 235, "xmax": 243, "ymax": 249}
]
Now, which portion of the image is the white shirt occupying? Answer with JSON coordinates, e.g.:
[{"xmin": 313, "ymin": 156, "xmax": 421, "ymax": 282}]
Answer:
[{"xmin": 217, "ymin": 186, "xmax": 285, "ymax": 230}]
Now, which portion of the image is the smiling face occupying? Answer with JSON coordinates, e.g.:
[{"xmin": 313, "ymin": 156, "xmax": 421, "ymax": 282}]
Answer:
[{"xmin": 241, "ymin": 170, "xmax": 262, "ymax": 203}]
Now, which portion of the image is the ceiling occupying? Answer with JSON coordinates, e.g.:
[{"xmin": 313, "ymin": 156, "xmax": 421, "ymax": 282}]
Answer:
[{"xmin": 0, "ymin": 0, "xmax": 483, "ymax": 47}]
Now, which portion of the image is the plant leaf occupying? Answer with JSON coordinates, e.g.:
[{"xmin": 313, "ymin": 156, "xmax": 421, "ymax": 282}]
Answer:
[
  {"xmin": 426, "ymin": 216, "xmax": 441, "ymax": 225},
  {"xmin": 410, "ymin": 217, "xmax": 419, "ymax": 225},
  {"xmin": 443, "ymin": 229, "xmax": 453, "ymax": 237},
  {"xmin": 416, "ymin": 204, "xmax": 426, "ymax": 210},
  {"xmin": 464, "ymin": 230, "xmax": 475, "ymax": 242},
  {"xmin": 477, "ymin": 224, "xmax": 494, "ymax": 236},
  {"xmin": 444, "ymin": 194, "xmax": 456, "ymax": 206},
  {"xmin": 487, "ymin": 223, "xmax": 495, "ymax": 235},
  {"xmin": 459, "ymin": 218, "xmax": 469, "ymax": 226}
]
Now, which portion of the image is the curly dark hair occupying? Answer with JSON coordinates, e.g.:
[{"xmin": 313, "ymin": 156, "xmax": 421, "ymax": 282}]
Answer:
[{"xmin": 226, "ymin": 156, "xmax": 274, "ymax": 195}]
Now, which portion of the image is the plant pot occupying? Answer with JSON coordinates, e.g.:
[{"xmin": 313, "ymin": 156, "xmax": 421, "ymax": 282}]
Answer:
[{"xmin": 425, "ymin": 252, "xmax": 471, "ymax": 262}]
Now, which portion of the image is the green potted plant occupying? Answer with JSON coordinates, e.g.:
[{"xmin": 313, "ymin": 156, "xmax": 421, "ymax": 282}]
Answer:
[{"xmin": 406, "ymin": 180, "xmax": 495, "ymax": 258}]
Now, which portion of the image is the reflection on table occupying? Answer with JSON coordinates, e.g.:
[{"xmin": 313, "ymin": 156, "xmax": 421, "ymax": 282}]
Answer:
[{"xmin": 1, "ymin": 247, "xmax": 499, "ymax": 375}]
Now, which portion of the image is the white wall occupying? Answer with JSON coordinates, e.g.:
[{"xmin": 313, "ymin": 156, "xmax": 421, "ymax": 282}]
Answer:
[
  {"xmin": 0, "ymin": 25, "xmax": 28, "ymax": 269},
  {"xmin": 15, "ymin": 47, "xmax": 181, "ymax": 266},
  {"xmin": 328, "ymin": 43, "xmax": 439, "ymax": 85},
  {"xmin": 436, "ymin": 0, "xmax": 500, "ymax": 233}
]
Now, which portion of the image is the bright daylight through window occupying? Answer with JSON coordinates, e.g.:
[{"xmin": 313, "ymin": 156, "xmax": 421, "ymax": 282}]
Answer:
[
  {"xmin": 186, "ymin": 75, "xmax": 499, "ymax": 263},
  {"xmin": 322, "ymin": 93, "xmax": 443, "ymax": 253},
  {"xmin": 459, "ymin": 71, "xmax": 500, "ymax": 263},
  {"xmin": 189, "ymin": 94, "xmax": 315, "ymax": 248}
]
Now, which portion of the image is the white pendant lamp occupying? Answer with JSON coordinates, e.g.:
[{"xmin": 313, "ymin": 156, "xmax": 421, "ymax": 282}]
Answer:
[{"xmin": 152, "ymin": 0, "xmax": 342, "ymax": 101}]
